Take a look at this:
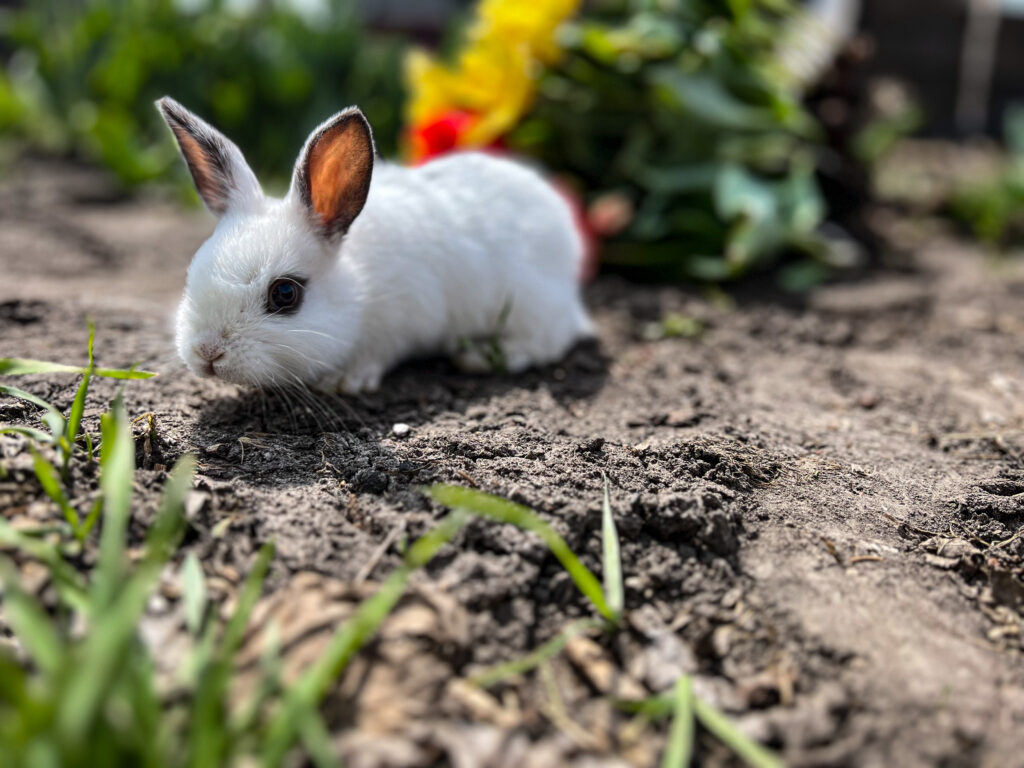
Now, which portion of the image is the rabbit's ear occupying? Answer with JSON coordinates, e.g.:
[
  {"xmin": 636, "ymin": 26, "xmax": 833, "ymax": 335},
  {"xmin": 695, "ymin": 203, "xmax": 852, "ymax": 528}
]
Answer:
[
  {"xmin": 290, "ymin": 108, "xmax": 374, "ymax": 243},
  {"xmin": 156, "ymin": 97, "xmax": 262, "ymax": 216}
]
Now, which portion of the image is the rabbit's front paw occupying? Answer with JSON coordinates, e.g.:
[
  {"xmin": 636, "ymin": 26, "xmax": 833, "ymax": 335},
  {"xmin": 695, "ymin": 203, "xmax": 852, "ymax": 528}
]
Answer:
[
  {"xmin": 314, "ymin": 364, "xmax": 383, "ymax": 396},
  {"xmin": 340, "ymin": 364, "xmax": 384, "ymax": 395}
]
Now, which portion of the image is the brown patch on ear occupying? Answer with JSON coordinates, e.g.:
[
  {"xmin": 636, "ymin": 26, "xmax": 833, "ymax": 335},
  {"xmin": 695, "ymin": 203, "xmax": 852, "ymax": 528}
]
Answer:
[
  {"xmin": 168, "ymin": 123, "xmax": 231, "ymax": 213},
  {"xmin": 158, "ymin": 98, "xmax": 237, "ymax": 216},
  {"xmin": 299, "ymin": 111, "xmax": 374, "ymax": 240}
]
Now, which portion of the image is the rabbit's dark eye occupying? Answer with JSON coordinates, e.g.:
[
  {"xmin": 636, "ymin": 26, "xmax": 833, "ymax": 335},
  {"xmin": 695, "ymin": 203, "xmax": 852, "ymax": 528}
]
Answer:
[{"xmin": 267, "ymin": 277, "xmax": 305, "ymax": 315}]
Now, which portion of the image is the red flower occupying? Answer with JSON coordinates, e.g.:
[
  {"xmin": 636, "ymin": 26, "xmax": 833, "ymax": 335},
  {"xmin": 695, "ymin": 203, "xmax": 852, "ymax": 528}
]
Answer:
[{"xmin": 408, "ymin": 110, "xmax": 479, "ymax": 164}]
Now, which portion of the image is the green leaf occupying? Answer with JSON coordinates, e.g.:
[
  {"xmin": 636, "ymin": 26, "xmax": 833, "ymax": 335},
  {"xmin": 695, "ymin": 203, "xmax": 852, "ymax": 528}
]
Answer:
[
  {"xmin": 616, "ymin": 685, "xmax": 786, "ymax": 768},
  {"xmin": 662, "ymin": 676, "xmax": 695, "ymax": 768},
  {"xmin": 80, "ymin": 496, "xmax": 103, "ymax": 539},
  {"xmin": 0, "ymin": 518, "xmax": 88, "ymax": 612},
  {"xmin": 650, "ymin": 69, "xmax": 778, "ymax": 132},
  {"xmin": 262, "ymin": 512, "xmax": 467, "ymax": 767},
  {"xmin": 59, "ymin": 454, "xmax": 193, "ymax": 743},
  {"xmin": 426, "ymin": 484, "xmax": 613, "ymax": 621},
  {"xmin": 470, "ymin": 618, "xmax": 603, "ymax": 688},
  {"xmin": 189, "ymin": 541, "xmax": 274, "ymax": 768},
  {"xmin": 714, "ymin": 164, "xmax": 777, "ymax": 223},
  {"xmin": 91, "ymin": 394, "xmax": 135, "ymax": 611},
  {"xmin": 0, "ymin": 383, "xmax": 59, "ymax": 414},
  {"xmin": 0, "ymin": 559, "xmax": 64, "ymax": 677},
  {"xmin": 601, "ymin": 473, "xmax": 623, "ymax": 623},
  {"xmin": 638, "ymin": 163, "xmax": 720, "ymax": 194},
  {"xmin": 0, "ymin": 359, "xmax": 85, "ymax": 376},
  {"xmin": 182, "ymin": 552, "xmax": 207, "ymax": 636},
  {"xmin": 298, "ymin": 704, "xmax": 342, "ymax": 768},
  {"xmin": 29, "ymin": 446, "xmax": 80, "ymax": 534},
  {"xmin": 148, "ymin": 455, "xmax": 197, "ymax": 562},
  {"xmin": 0, "ymin": 357, "xmax": 155, "ymax": 379},
  {"xmin": 693, "ymin": 695, "xmax": 785, "ymax": 768},
  {"xmin": 64, "ymin": 324, "xmax": 96, "ymax": 477},
  {"xmin": 0, "ymin": 424, "xmax": 56, "ymax": 444}
]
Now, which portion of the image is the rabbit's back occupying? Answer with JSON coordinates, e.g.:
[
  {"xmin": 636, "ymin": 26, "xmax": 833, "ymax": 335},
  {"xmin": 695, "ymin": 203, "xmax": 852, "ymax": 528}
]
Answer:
[{"xmin": 337, "ymin": 151, "xmax": 589, "ymax": 378}]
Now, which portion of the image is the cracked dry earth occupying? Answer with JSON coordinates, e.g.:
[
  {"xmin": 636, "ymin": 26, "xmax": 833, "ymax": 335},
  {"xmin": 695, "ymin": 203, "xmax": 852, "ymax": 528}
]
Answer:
[{"xmin": 2, "ymin": 159, "xmax": 1024, "ymax": 767}]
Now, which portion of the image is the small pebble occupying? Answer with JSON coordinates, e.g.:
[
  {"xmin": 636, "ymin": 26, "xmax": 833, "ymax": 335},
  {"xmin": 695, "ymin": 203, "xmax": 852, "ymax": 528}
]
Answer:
[{"xmin": 392, "ymin": 423, "xmax": 411, "ymax": 437}]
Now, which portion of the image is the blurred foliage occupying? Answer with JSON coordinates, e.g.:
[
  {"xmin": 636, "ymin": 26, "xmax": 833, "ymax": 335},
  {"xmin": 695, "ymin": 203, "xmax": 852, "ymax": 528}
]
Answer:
[
  {"xmin": 0, "ymin": 0, "xmax": 404, "ymax": 189},
  {"xmin": 949, "ymin": 108, "xmax": 1024, "ymax": 249},
  {"xmin": 508, "ymin": 0, "xmax": 838, "ymax": 282}
]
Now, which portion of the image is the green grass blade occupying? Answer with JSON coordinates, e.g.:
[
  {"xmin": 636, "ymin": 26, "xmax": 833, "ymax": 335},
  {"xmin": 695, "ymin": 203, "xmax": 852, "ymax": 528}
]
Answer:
[
  {"xmin": 612, "ymin": 693, "xmax": 674, "ymax": 719},
  {"xmin": 59, "ymin": 455, "xmax": 194, "ymax": 742},
  {"xmin": 219, "ymin": 542, "xmax": 274, "ymax": 657},
  {"xmin": 80, "ymin": 497, "xmax": 103, "ymax": 538},
  {"xmin": 298, "ymin": 704, "xmax": 342, "ymax": 768},
  {"xmin": 601, "ymin": 473, "xmax": 624, "ymax": 623},
  {"xmin": 0, "ymin": 425, "xmax": 55, "ymax": 443},
  {"xmin": 63, "ymin": 326, "xmax": 96, "ymax": 477},
  {"xmin": 0, "ymin": 359, "xmax": 85, "ymax": 376},
  {"xmin": 427, "ymin": 484, "xmax": 613, "ymax": 621},
  {"xmin": 230, "ymin": 621, "xmax": 282, "ymax": 740},
  {"xmin": 0, "ymin": 559, "xmax": 64, "ymax": 677},
  {"xmin": 0, "ymin": 357, "xmax": 155, "ymax": 379},
  {"xmin": 58, "ymin": 555, "xmax": 171, "ymax": 740},
  {"xmin": 43, "ymin": 411, "xmax": 67, "ymax": 442},
  {"xmin": 188, "ymin": 542, "xmax": 274, "ymax": 768},
  {"xmin": 146, "ymin": 455, "xmax": 197, "ymax": 563},
  {"xmin": 92, "ymin": 366, "xmax": 157, "ymax": 380},
  {"xmin": 662, "ymin": 676, "xmax": 695, "ymax": 768},
  {"xmin": 0, "ymin": 519, "xmax": 88, "ymax": 612},
  {"xmin": 0, "ymin": 384, "xmax": 60, "ymax": 414},
  {"xmin": 262, "ymin": 512, "xmax": 467, "ymax": 767},
  {"xmin": 470, "ymin": 618, "xmax": 603, "ymax": 688},
  {"xmin": 28, "ymin": 447, "xmax": 80, "ymax": 535},
  {"xmin": 182, "ymin": 552, "xmax": 207, "ymax": 636},
  {"xmin": 693, "ymin": 696, "xmax": 785, "ymax": 768},
  {"xmin": 0, "ymin": 651, "xmax": 30, "ymax": 710},
  {"xmin": 91, "ymin": 395, "xmax": 134, "ymax": 610},
  {"xmin": 616, "ymin": 688, "xmax": 785, "ymax": 768}
]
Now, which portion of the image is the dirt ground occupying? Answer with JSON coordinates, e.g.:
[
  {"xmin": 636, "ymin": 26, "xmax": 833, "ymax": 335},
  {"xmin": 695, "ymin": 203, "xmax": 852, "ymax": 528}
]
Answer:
[{"xmin": 2, "ymin": 159, "xmax": 1024, "ymax": 767}]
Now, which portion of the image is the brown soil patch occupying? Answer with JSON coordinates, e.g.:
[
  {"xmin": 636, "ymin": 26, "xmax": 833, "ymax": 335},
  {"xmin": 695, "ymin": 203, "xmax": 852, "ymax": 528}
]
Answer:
[{"xmin": 3, "ymin": 160, "xmax": 1024, "ymax": 766}]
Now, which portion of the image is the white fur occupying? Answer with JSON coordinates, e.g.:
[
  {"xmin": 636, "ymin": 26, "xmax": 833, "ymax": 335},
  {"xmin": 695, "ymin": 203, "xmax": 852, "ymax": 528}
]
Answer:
[{"xmin": 165, "ymin": 101, "xmax": 592, "ymax": 394}]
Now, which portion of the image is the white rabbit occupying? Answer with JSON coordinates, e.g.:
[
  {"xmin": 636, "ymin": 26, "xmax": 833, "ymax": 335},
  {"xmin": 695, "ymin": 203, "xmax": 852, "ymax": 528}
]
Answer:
[{"xmin": 157, "ymin": 97, "xmax": 592, "ymax": 394}]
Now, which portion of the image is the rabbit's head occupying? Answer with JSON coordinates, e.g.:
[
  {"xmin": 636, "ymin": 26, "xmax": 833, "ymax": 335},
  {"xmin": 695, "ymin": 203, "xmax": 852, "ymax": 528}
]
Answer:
[{"xmin": 157, "ymin": 97, "xmax": 374, "ymax": 388}]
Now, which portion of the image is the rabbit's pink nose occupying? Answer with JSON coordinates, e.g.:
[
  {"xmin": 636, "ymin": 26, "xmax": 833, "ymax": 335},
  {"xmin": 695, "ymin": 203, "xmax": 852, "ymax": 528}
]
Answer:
[{"xmin": 194, "ymin": 342, "xmax": 225, "ymax": 363}]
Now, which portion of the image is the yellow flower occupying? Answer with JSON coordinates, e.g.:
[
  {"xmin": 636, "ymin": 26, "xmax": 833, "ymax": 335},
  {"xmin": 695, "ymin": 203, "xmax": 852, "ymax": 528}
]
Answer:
[
  {"xmin": 476, "ymin": 0, "xmax": 580, "ymax": 63},
  {"xmin": 405, "ymin": 42, "xmax": 533, "ymax": 144},
  {"xmin": 403, "ymin": 0, "xmax": 582, "ymax": 159}
]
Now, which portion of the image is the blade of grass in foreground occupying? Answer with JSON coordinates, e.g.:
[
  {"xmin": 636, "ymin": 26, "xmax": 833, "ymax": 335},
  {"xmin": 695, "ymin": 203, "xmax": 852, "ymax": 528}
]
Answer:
[
  {"xmin": 0, "ymin": 383, "xmax": 62, "ymax": 415},
  {"xmin": 0, "ymin": 424, "xmax": 56, "ymax": 443},
  {"xmin": 59, "ymin": 454, "xmax": 196, "ymax": 743},
  {"xmin": 692, "ymin": 695, "xmax": 785, "ymax": 768},
  {"xmin": 426, "ymin": 484, "xmax": 613, "ymax": 621},
  {"xmin": 261, "ymin": 511, "xmax": 468, "ymax": 767},
  {"xmin": 614, "ymin": 682, "xmax": 785, "ymax": 768},
  {"xmin": 63, "ymin": 324, "xmax": 96, "ymax": 477},
  {"xmin": 601, "ymin": 473, "xmax": 624, "ymax": 623},
  {"xmin": 0, "ymin": 518, "xmax": 88, "ymax": 611},
  {"xmin": 662, "ymin": 676, "xmax": 694, "ymax": 768},
  {"xmin": 470, "ymin": 618, "xmax": 603, "ymax": 688},
  {"xmin": 90, "ymin": 395, "xmax": 135, "ymax": 611},
  {"xmin": 188, "ymin": 541, "xmax": 274, "ymax": 768},
  {"xmin": 182, "ymin": 552, "xmax": 208, "ymax": 636},
  {"xmin": 29, "ymin": 446, "xmax": 81, "ymax": 535},
  {"xmin": 0, "ymin": 358, "xmax": 155, "ymax": 379},
  {"xmin": 0, "ymin": 559, "xmax": 65, "ymax": 677}
]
